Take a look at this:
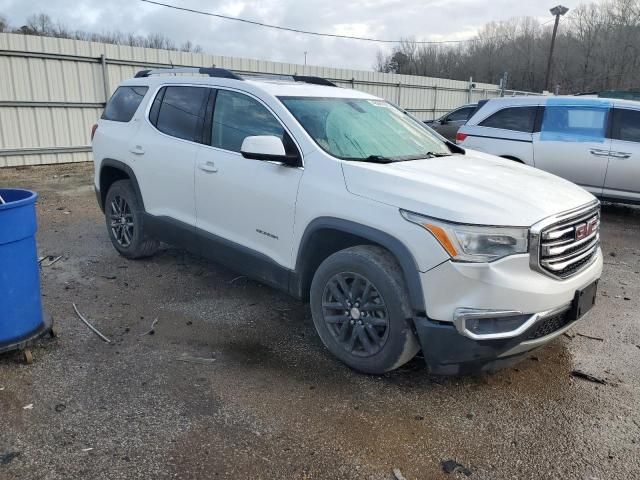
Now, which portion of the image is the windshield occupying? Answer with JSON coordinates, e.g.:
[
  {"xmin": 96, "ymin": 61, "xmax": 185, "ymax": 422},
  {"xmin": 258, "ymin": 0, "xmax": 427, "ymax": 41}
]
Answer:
[{"xmin": 279, "ymin": 97, "xmax": 450, "ymax": 161}]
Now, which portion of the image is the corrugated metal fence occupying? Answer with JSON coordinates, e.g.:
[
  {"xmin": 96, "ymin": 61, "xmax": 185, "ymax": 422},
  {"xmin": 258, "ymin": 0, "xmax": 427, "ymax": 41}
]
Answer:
[{"xmin": 0, "ymin": 32, "xmax": 536, "ymax": 168}]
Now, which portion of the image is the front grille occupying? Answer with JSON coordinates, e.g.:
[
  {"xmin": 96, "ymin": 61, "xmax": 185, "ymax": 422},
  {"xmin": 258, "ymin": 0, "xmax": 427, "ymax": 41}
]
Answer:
[
  {"xmin": 525, "ymin": 309, "xmax": 573, "ymax": 340},
  {"xmin": 531, "ymin": 202, "xmax": 600, "ymax": 279}
]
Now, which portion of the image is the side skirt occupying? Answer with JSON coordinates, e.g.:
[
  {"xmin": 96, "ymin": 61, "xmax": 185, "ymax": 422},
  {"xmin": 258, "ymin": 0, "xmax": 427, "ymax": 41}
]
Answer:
[{"xmin": 143, "ymin": 214, "xmax": 294, "ymax": 295}]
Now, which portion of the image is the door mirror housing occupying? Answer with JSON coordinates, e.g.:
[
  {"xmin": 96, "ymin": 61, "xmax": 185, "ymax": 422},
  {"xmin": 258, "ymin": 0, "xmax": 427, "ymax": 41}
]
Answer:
[{"xmin": 241, "ymin": 136, "xmax": 297, "ymax": 165}]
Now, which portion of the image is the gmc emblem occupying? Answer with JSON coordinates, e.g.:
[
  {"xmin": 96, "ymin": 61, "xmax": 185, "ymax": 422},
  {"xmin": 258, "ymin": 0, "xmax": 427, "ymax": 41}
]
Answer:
[{"xmin": 575, "ymin": 216, "xmax": 598, "ymax": 241}]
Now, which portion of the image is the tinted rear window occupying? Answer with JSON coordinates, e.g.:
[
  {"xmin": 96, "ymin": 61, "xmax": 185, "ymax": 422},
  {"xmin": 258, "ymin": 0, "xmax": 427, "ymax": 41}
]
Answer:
[
  {"xmin": 611, "ymin": 108, "xmax": 640, "ymax": 143},
  {"xmin": 447, "ymin": 106, "xmax": 475, "ymax": 122},
  {"xmin": 479, "ymin": 106, "xmax": 537, "ymax": 132},
  {"xmin": 102, "ymin": 86, "xmax": 148, "ymax": 122},
  {"xmin": 155, "ymin": 86, "xmax": 208, "ymax": 142}
]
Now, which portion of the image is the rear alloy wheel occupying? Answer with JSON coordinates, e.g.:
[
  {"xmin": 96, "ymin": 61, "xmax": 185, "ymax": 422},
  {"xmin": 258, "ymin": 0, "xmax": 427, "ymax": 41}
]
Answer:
[
  {"xmin": 104, "ymin": 180, "xmax": 158, "ymax": 259},
  {"xmin": 109, "ymin": 194, "xmax": 134, "ymax": 248},
  {"xmin": 310, "ymin": 246, "xmax": 420, "ymax": 374}
]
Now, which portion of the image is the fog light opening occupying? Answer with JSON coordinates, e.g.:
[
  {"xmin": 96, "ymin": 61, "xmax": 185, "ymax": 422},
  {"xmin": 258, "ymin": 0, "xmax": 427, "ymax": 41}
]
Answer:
[{"xmin": 462, "ymin": 313, "xmax": 533, "ymax": 337}]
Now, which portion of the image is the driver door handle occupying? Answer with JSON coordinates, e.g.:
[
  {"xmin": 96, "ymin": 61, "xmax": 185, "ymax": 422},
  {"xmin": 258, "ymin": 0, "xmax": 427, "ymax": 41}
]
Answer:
[
  {"xmin": 589, "ymin": 148, "xmax": 609, "ymax": 157},
  {"xmin": 198, "ymin": 160, "xmax": 218, "ymax": 173}
]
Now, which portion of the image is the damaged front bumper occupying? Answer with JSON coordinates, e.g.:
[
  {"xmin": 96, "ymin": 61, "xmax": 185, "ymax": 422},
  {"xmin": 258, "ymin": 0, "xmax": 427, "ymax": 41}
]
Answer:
[{"xmin": 413, "ymin": 303, "xmax": 586, "ymax": 375}]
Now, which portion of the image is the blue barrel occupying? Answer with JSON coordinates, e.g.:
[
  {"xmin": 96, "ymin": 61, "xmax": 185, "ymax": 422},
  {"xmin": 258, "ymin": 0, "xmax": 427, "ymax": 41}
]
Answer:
[{"xmin": 0, "ymin": 188, "xmax": 45, "ymax": 347}]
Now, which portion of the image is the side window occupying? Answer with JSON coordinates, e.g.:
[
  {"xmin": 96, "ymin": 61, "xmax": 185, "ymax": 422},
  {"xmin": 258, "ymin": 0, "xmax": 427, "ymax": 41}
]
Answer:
[
  {"xmin": 479, "ymin": 106, "xmax": 537, "ymax": 132},
  {"xmin": 611, "ymin": 108, "xmax": 640, "ymax": 143},
  {"xmin": 541, "ymin": 105, "xmax": 607, "ymax": 140},
  {"xmin": 212, "ymin": 90, "xmax": 286, "ymax": 153},
  {"xmin": 102, "ymin": 86, "xmax": 148, "ymax": 122},
  {"xmin": 155, "ymin": 86, "xmax": 208, "ymax": 142},
  {"xmin": 447, "ymin": 107, "xmax": 474, "ymax": 122}
]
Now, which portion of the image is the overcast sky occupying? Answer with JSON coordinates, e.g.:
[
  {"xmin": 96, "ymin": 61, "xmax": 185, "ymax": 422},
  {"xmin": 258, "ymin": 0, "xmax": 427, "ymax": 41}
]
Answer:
[{"xmin": 2, "ymin": 0, "xmax": 593, "ymax": 70}]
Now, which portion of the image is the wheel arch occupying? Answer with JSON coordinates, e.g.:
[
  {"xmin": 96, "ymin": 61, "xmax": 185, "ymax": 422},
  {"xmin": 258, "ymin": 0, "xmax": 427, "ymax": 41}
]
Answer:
[
  {"xmin": 98, "ymin": 159, "xmax": 145, "ymax": 212},
  {"xmin": 292, "ymin": 217, "xmax": 425, "ymax": 313}
]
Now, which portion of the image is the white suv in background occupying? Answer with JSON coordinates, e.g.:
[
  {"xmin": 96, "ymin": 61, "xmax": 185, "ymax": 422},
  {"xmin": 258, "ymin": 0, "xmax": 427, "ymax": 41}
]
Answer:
[
  {"xmin": 456, "ymin": 96, "xmax": 640, "ymax": 204},
  {"xmin": 91, "ymin": 68, "xmax": 602, "ymax": 375}
]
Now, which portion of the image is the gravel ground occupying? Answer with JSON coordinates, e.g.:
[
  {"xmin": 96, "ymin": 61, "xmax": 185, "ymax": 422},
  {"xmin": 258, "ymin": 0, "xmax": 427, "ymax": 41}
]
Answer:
[{"xmin": 1, "ymin": 163, "xmax": 639, "ymax": 480}]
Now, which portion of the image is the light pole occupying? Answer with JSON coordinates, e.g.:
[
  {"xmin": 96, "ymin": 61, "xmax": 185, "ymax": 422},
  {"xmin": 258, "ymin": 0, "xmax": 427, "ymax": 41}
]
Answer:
[{"xmin": 544, "ymin": 5, "xmax": 569, "ymax": 92}]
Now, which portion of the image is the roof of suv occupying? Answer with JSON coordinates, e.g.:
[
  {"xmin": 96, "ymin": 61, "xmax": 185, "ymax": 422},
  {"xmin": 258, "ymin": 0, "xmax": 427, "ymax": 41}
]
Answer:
[
  {"xmin": 482, "ymin": 95, "xmax": 640, "ymax": 108},
  {"xmin": 121, "ymin": 73, "xmax": 377, "ymax": 100}
]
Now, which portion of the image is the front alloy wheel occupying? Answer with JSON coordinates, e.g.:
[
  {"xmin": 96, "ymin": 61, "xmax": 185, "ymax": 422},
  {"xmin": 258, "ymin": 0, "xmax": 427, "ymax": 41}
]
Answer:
[
  {"xmin": 310, "ymin": 246, "xmax": 420, "ymax": 374},
  {"xmin": 322, "ymin": 272, "xmax": 390, "ymax": 357}
]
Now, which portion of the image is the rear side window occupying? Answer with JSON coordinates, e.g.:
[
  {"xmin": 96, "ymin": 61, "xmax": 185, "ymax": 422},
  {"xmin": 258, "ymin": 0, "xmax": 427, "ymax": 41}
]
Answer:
[
  {"xmin": 541, "ymin": 105, "xmax": 607, "ymax": 140},
  {"xmin": 611, "ymin": 108, "xmax": 640, "ymax": 143},
  {"xmin": 447, "ymin": 106, "xmax": 474, "ymax": 122},
  {"xmin": 102, "ymin": 86, "xmax": 148, "ymax": 122},
  {"xmin": 212, "ymin": 90, "xmax": 285, "ymax": 152},
  {"xmin": 479, "ymin": 106, "xmax": 537, "ymax": 132},
  {"xmin": 154, "ymin": 86, "xmax": 209, "ymax": 142}
]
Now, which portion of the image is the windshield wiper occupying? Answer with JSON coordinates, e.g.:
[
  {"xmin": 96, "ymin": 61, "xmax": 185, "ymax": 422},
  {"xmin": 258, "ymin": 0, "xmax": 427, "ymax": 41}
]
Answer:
[
  {"xmin": 343, "ymin": 155, "xmax": 394, "ymax": 164},
  {"xmin": 388, "ymin": 152, "xmax": 452, "ymax": 162}
]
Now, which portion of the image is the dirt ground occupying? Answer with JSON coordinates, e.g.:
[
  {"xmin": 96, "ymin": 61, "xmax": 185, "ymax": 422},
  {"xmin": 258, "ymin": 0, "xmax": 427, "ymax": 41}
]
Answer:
[{"xmin": 0, "ymin": 162, "xmax": 639, "ymax": 480}]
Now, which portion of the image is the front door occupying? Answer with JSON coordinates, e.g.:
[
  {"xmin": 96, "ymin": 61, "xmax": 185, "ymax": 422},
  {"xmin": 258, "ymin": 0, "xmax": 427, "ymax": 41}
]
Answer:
[
  {"xmin": 195, "ymin": 88, "xmax": 303, "ymax": 271},
  {"xmin": 604, "ymin": 106, "xmax": 640, "ymax": 202},
  {"xmin": 533, "ymin": 101, "xmax": 611, "ymax": 196}
]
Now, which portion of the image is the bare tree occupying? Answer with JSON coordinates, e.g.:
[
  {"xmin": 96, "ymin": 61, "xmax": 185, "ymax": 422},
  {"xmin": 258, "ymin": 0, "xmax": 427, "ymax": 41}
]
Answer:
[
  {"xmin": 375, "ymin": 0, "xmax": 640, "ymax": 93},
  {"xmin": 26, "ymin": 13, "xmax": 54, "ymax": 35},
  {"xmin": 3, "ymin": 12, "xmax": 204, "ymax": 54}
]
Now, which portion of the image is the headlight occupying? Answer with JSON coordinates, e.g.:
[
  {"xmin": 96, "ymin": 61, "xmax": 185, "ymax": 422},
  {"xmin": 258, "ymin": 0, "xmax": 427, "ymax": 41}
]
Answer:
[{"xmin": 400, "ymin": 210, "xmax": 529, "ymax": 262}]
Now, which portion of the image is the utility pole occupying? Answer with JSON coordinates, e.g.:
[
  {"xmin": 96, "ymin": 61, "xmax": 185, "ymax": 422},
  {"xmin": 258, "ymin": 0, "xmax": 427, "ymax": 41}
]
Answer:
[
  {"xmin": 544, "ymin": 5, "xmax": 569, "ymax": 92},
  {"xmin": 499, "ymin": 72, "xmax": 508, "ymax": 97}
]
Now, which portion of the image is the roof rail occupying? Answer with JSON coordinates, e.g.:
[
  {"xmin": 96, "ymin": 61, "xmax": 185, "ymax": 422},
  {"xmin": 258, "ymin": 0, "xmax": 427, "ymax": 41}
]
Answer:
[
  {"xmin": 291, "ymin": 75, "xmax": 337, "ymax": 87},
  {"xmin": 242, "ymin": 73, "xmax": 338, "ymax": 87},
  {"xmin": 134, "ymin": 67, "xmax": 243, "ymax": 80}
]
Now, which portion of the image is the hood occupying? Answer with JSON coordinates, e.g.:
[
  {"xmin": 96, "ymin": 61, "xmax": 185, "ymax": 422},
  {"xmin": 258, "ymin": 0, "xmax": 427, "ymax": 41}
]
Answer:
[{"xmin": 342, "ymin": 150, "xmax": 596, "ymax": 226}]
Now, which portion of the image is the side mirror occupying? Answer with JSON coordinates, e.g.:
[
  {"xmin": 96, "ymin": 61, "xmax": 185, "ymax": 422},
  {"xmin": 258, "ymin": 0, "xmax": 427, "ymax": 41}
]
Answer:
[
  {"xmin": 440, "ymin": 118, "xmax": 449, "ymax": 125},
  {"xmin": 241, "ymin": 136, "xmax": 294, "ymax": 164}
]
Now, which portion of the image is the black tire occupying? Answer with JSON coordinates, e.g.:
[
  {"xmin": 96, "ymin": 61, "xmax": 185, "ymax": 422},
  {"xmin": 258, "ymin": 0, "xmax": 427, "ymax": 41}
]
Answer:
[
  {"xmin": 310, "ymin": 246, "xmax": 420, "ymax": 374},
  {"xmin": 104, "ymin": 180, "xmax": 158, "ymax": 259}
]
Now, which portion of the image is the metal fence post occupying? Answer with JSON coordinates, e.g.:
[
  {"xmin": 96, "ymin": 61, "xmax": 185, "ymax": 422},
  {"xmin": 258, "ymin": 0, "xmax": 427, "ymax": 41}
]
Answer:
[
  {"xmin": 432, "ymin": 86, "xmax": 439, "ymax": 120},
  {"xmin": 351, "ymin": 77, "xmax": 355, "ymax": 89},
  {"xmin": 396, "ymin": 83, "xmax": 402, "ymax": 105},
  {"xmin": 468, "ymin": 77, "xmax": 473, "ymax": 103},
  {"xmin": 100, "ymin": 54, "xmax": 110, "ymax": 103}
]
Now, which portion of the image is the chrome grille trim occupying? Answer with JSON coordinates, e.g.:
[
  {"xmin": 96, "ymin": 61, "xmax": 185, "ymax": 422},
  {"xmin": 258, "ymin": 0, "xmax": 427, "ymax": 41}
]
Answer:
[{"xmin": 529, "ymin": 200, "xmax": 601, "ymax": 279}]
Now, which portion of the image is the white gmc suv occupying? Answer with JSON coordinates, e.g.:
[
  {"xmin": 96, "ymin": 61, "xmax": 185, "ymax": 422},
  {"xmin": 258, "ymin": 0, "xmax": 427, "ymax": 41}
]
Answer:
[{"xmin": 91, "ymin": 68, "xmax": 602, "ymax": 375}]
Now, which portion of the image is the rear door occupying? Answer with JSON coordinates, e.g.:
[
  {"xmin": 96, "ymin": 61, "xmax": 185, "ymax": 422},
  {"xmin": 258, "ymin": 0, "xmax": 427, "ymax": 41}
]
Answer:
[
  {"xmin": 603, "ymin": 105, "xmax": 640, "ymax": 202},
  {"xmin": 134, "ymin": 85, "xmax": 209, "ymax": 228},
  {"xmin": 532, "ymin": 101, "xmax": 611, "ymax": 196}
]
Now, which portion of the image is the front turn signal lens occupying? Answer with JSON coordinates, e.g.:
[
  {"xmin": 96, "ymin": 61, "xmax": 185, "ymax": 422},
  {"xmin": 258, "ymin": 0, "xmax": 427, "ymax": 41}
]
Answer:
[{"xmin": 423, "ymin": 223, "xmax": 459, "ymax": 257}]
